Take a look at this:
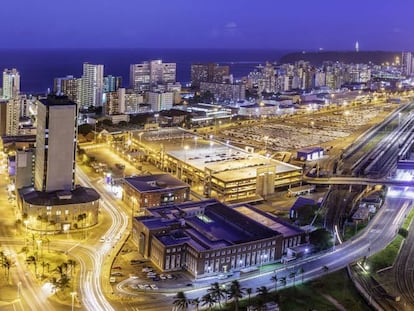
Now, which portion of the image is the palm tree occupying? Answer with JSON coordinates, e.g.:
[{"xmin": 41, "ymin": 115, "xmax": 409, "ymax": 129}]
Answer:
[
  {"xmin": 279, "ymin": 276, "xmax": 287, "ymax": 287},
  {"xmin": 208, "ymin": 282, "xmax": 225, "ymax": 309},
  {"xmin": 173, "ymin": 291, "xmax": 189, "ymax": 310},
  {"xmin": 256, "ymin": 286, "xmax": 269, "ymax": 310},
  {"xmin": 246, "ymin": 287, "xmax": 252, "ymax": 306},
  {"xmin": 297, "ymin": 267, "xmax": 305, "ymax": 284},
  {"xmin": 228, "ymin": 280, "xmax": 245, "ymax": 311},
  {"xmin": 270, "ymin": 274, "xmax": 278, "ymax": 291},
  {"xmin": 191, "ymin": 297, "xmax": 200, "ymax": 311},
  {"xmin": 201, "ymin": 293, "xmax": 215, "ymax": 310},
  {"xmin": 289, "ymin": 271, "xmax": 296, "ymax": 287}
]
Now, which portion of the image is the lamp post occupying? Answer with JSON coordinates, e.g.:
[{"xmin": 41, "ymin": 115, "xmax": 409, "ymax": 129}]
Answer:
[
  {"xmin": 17, "ymin": 281, "xmax": 21, "ymax": 299},
  {"xmin": 23, "ymin": 220, "xmax": 29, "ymax": 246},
  {"xmin": 70, "ymin": 291, "xmax": 77, "ymax": 311}
]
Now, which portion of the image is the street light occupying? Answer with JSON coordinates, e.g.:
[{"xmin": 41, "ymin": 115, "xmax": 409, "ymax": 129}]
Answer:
[
  {"xmin": 17, "ymin": 281, "xmax": 21, "ymax": 299},
  {"xmin": 70, "ymin": 291, "xmax": 77, "ymax": 311}
]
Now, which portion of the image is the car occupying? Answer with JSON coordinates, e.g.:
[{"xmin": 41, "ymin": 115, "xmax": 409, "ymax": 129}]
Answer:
[
  {"xmin": 153, "ymin": 276, "xmax": 160, "ymax": 281},
  {"xmin": 99, "ymin": 237, "xmax": 106, "ymax": 243},
  {"xmin": 109, "ymin": 277, "xmax": 116, "ymax": 283},
  {"xmin": 111, "ymin": 272, "xmax": 123, "ymax": 277},
  {"xmin": 142, "ymin": 267, "xmax": 152, "ymax": 272},
  {"xmin": 160, "ymin": 274, "xmax": 167, "ymax": 280},
  {"xmin": 112, "ymin": 266, "xmax": 122, "ymax": 270},
  {"xmin": 129, "ymin": 274, "xmax": 139, "ymax": 279},
  {"xmin": 150, "ymin": 284, "xmax": 158, "ymax": 290},
  {"xmin": 166, "ymin": 274, "xmax": 173, "ymax": 279},
  {"xmin": 186, "ymin": 283, "xmax": 192, "ymax": 287},
  {"xmin": 106, "ymin": 237, "xmax": 111, "ymax": 243},
  {"xmin": 138, "ymin": 284, "xmax": 145, "ymax": 289}
]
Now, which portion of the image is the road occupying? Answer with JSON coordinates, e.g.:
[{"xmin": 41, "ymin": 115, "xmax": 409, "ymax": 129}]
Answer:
[{"xmin": 180, "ymin": 196, "xmax": 409, "ymax": 301}]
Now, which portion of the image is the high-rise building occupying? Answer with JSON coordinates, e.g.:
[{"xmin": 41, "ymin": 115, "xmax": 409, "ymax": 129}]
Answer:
[
  {"xmin": 129, "ymin": 60, "xmax": 176, "ymax": 92},
  {"xmin": 105, "ymin": 88, "xmax": 126, "ymax": 115},
  {"xmin": 191, "ymin": 63, "xmax": 230, "ymax": 88},
  {"xmin": 54, "ymin": 75, "xmax": 80, "ymax": 103},
  {"xmin": 2, "ymin": 68, "xmax": 20, "ymax": 99},
  {"xmin": 104, "ymin": 75, "xmax": 122, "ymax": 93},
  {"xmin": 402, "ymin": 52, "xmax": 414, "ymax": 76},
  {"xmin": 0, "ymin": 100, "xmax": 7, "ymax": 136},
  {"xmin": 148, "ymin": 91, "xmax": 173, "ymax": 112},
  {"xmin": 6, "ymin": 98, "xmax": 20, "ymax": 136},
  {"xmin": 34, "ymin": 95, "xmax": 77, "ymax": 192},
  {"xmin": 80, "ymin": 63, "xmax": 104, "ymax": 108}
]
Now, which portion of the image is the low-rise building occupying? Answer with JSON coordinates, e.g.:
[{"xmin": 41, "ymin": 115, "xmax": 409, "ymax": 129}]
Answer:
[
  {"xmin": 122, "ymin": 174, "xmax": 190, "ymax": 214},
  {"xmin": 18, "ymin": 186, "xmax": 100, "ymax": 232},
  {"xmin": 132, "ymin": 199, "xmax": 305, "ymax": 277}
]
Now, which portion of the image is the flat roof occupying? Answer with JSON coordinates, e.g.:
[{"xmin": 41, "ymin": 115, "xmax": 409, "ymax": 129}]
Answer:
[
  {"xmin": 136, "ymin": 199, "xmax": 295, "ymax": 251},
  {"xmin": 135, "ymin": 128, "xmax": 301, "ymax": 183},
  {"xmin": 233, "ymin": 204, "xmax": 303, "ymax": 238},
  {"xmin": 124, "ymin": 174, "xmax": 189, "ymax": 193},
  {"xmin": 19, "ymin": 186, "xmax": 100, "ymax": 206}
]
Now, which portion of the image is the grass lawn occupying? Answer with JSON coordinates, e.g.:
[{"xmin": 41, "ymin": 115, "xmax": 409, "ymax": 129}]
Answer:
[
  {"xmin": 220, "ymin": 269, "xmax": 369, "ymax": 311},
  {"xmin": 343, "ymin": 222, "xmax": 367, "ymax": 241},
  {"xmin": 401, "ymin": 206, "xmax": 414, "ymax": 231},
  {"xmin": 277, "ymin": 269, "xmax": 370, "ymax": 311},
  {"xmin": 368, "ymin": 234, "xmax": 404, "ymax": 273}
]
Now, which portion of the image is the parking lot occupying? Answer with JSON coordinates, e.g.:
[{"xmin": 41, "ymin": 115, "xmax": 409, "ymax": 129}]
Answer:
[{"xmin": 108, "ymin": 239, "xmax": 194, "ymax": 293}]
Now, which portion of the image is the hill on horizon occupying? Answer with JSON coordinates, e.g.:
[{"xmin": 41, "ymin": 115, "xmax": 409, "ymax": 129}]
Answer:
[{"xmin": 278, "ymin": 51, "xmax": 401, "ymax": 66}]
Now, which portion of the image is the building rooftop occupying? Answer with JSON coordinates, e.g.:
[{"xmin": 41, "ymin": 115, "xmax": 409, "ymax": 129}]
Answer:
[
  {"xmin": 39, "ymin": 95, "xmax": 76, "ymax": 107},
  {"xmin": 124, "ymin": 174, "xmax": 189, "ymax": 193},
  {"xmin": 136, "ymin": 199, "xmax": 303, "ymax": 251},
  {"xmin": 19, "ymin": 186, "xmax": 100, "ymax": 206}
]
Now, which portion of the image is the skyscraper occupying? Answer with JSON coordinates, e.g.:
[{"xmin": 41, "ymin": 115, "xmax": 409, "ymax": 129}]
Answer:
[
  {"xmin": 2, "ymin": 68, "xmax": 20, "ymax": 99},
  {"xmin": 402, "ymin": 52, "xmax": 413, "ymax": 76},
  {"xmin": 6, "ymin": 98, "xmax": 20, "ymax": 136},
  {"xmin": 34, "ymin": 95, "xmax": 77, "ymax": 192},
  {"xmin": 80, "ymin": 63, "xmax": 104, "ymax": 108},
  {"xmin": 129, "ymin": 60, "xmax": 176, "ymax": 92}
]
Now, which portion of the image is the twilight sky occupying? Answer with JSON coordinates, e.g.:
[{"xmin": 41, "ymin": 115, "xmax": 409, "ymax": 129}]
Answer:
[{"xmin": 1, "ymin": 0, "xmax": 413, "ymax": 50}]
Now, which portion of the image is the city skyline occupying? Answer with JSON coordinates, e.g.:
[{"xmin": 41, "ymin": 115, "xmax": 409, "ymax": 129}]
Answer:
[{"xmin": 0, "ymin": 1, "xmax": 413, "ymax": 51}]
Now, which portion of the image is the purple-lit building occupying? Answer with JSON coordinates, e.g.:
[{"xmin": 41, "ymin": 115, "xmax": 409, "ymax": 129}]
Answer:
[{"xmin": 132, "ymin": 199, "xmax": 305, "ymax": 277}]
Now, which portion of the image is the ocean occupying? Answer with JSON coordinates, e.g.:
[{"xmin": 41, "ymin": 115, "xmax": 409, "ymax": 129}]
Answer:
[{"xmin": 0, "ymin": 48, "xmax": 289, "ymax": 94}]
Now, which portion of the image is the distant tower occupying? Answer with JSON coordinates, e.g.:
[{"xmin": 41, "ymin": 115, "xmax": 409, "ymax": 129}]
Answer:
[
  {"xmin": 2, "ymin": 68, "xmax": 20, "ymax": 99},
  {"xmin": 355, "ymin": 41, "xmax": 360, "ymax": 52}
]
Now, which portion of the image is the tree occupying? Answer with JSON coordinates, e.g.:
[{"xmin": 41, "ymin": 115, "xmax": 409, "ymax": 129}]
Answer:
[
  {"xmin": 173, "ymin": 291, "xmax": 189, "ymax": 310},
  {"xmin": 208, "ymin": 282, "xmax": 225, "ymax": 309},
  {"xmin": 256, "ymin": 286, "xmax": 269, "ymax": 310},
  {"xmin": 228, "ymin": 280, "xmax": 244, "ymax": 311},
  {"xmin": 309, "ymin": 228, "xmax": 333, "ymax": 251},
  {"xmin": 201, "ymin": 293, "xmax": 215, "ymax": 310},
  {"xmin": 191, "ymin": 297, "xmax": 200, "ymax": 311},
  {"xmin": 78, "ymin": 124, "xmax": 94, "ymax": 136},
  {"xmin": 246, "ymin": 288, "xmax": 252, "ymax": 306},
  {"xmin": 279, "ymin": 276, "xmax": 287, "ymax": 287},
  {"xmin": 270, "ymin": 274, "xmax": 278, "ymax": 291},
  {"xmin": 297, "ymin": 267, "xmax": 305, "ymax": 284},
  {"xmin": 289, "ymin": 271, "xmax": 296, "ymax": 287}
]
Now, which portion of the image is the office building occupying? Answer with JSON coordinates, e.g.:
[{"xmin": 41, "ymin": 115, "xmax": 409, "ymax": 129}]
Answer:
[
  {"xmin": 34, "ymin": 96, "xmax": 77, "ymax": 192},
  {"xmin": 130, "ymin": 60, "xmax": 176, "ymax": 92},
  {"xmin": 80, "ymin": 63, "xmax": 104, "ymax": 108},
  {"xmin": 2, "ymin": 68, "xmax": 20, "ymax": 99},
  {"xmin": 18, "ymin": 95, "xmax": 100, "ymax": 232},
  {"xmin": 123, "ymin": 174, "xmax": 190, "ymax": 215}
]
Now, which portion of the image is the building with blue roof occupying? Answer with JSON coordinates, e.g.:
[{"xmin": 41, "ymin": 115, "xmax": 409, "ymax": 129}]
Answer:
[
  {"xmin": 133, "ymin": 199, "xmax": 305, "ymax": 277},
  {"xmin": 122, "ymin": 174, "xmax": 190, "ymax": 214}
]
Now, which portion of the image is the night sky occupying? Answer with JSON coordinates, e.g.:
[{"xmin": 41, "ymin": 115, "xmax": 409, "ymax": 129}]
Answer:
[{"xmin": 1, "ymin": 0, "xmax": 413, "ymax": 51}]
